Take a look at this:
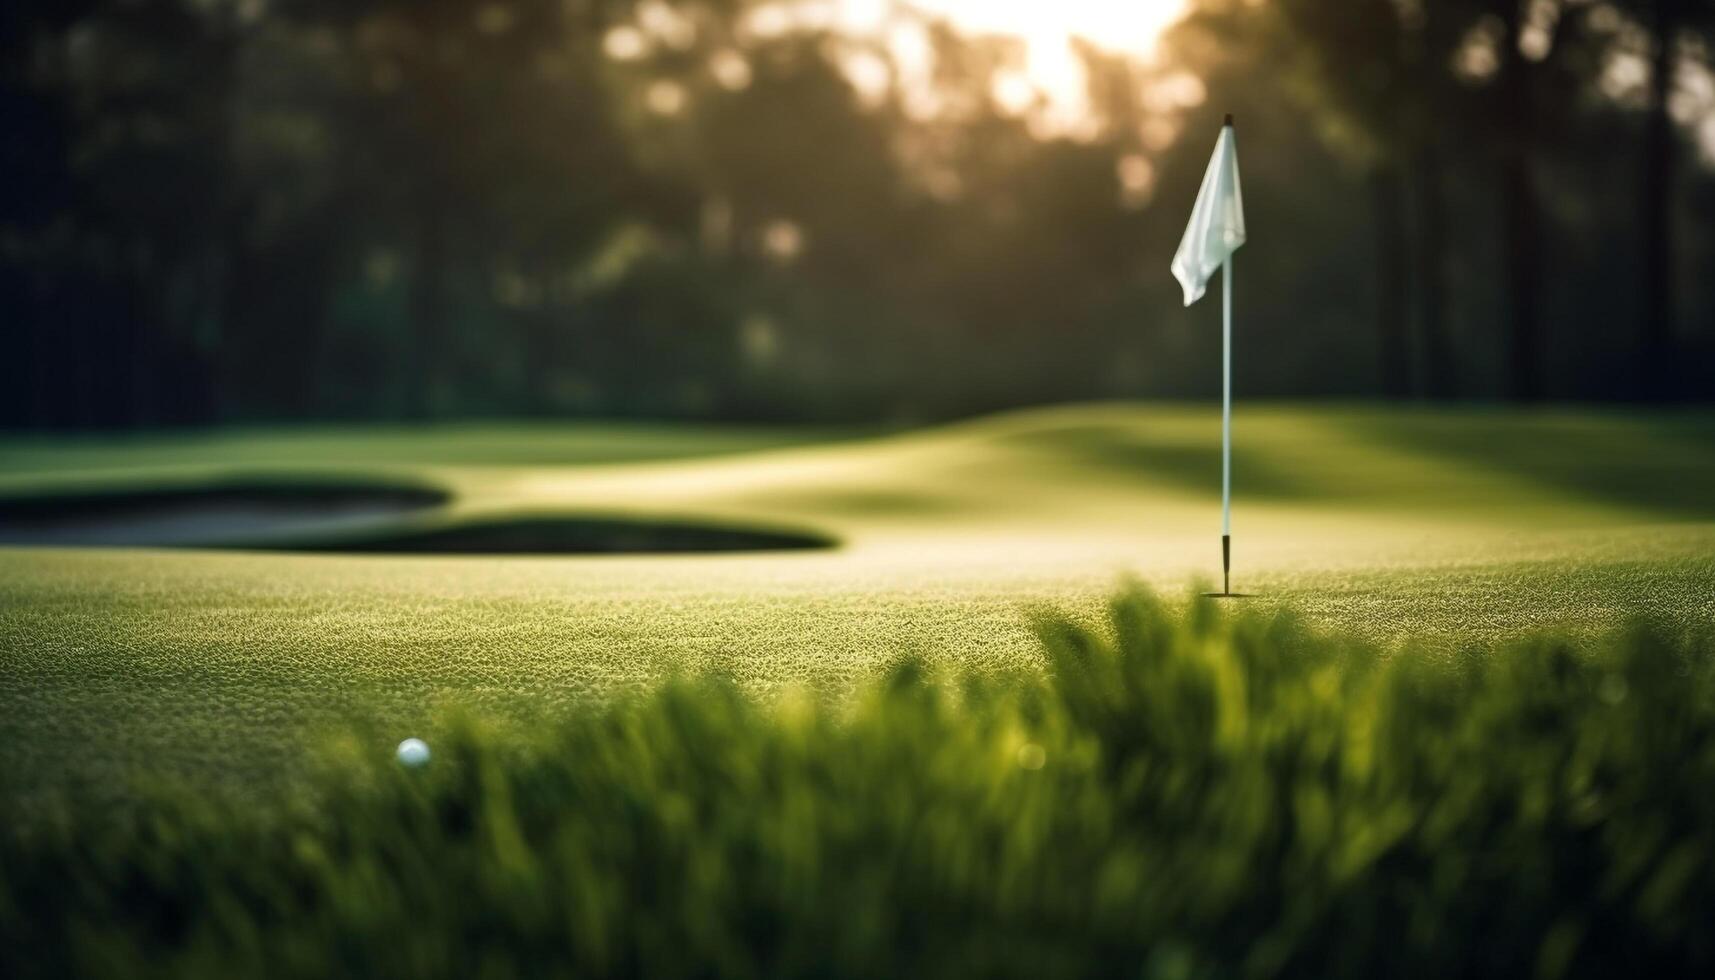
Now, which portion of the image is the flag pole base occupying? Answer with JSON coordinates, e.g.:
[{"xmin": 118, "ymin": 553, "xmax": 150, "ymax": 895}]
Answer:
[{"xmin": 1200, "ymin": 534, "xmax": 1254, "ymax": 597}]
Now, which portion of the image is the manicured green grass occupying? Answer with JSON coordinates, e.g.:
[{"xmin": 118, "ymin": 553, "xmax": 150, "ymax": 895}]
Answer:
[
  {"xmin": 2, "ymin": 404, "xmax": 1714, "ymax": 810},
  {"xmin": 5, "ymin": 592, "xmax": 1713, "ymax": 978}
]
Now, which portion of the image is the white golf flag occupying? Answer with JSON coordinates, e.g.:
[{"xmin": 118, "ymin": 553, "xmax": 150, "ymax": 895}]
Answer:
[{"xmin": 1171, "ymin": 121, "xmax": 1246, "ymax": 306}]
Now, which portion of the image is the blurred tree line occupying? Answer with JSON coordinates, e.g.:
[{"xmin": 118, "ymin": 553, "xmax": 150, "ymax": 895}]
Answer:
[{"xmin": 1, "ymin": 0, "xmax": 1711, "ymax": 429}]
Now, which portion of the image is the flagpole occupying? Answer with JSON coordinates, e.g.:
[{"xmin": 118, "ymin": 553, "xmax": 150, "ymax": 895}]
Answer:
[
  {"xmin": 1221, "ymin": 251, "xmax": 1232, "ymax": 596},
  {"xmin": 1177, "ymin": 111, "xmax": 1244, "ymax": 599}
]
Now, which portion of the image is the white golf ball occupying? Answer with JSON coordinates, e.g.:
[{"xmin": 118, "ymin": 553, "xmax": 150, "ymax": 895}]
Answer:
[{"xmin": 396, "ymin": 737, "xmax": 431, "ymax": 768}]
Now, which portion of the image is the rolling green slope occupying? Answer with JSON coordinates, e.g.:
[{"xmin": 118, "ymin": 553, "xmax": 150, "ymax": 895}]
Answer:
[{"xmin": 2, "ymin": 404, "xmax": 1713, "ymax": 807}]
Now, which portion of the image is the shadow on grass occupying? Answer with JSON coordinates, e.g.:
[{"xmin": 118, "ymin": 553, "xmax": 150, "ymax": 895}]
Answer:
[
  {"xmin": 1338, "ymin": 410, "xmax": 1715, "ymax": 521},
  {"xmin": 264, "ymin": 515, "xmax": 836, "ymax": 554},
  {"xmin": 1004, "ymin": 409, "xmax": 1715, "ymax": 520},
  {"xmin": 1000, "ymin": 423, "xmax": 1321, "ymax": 499}
]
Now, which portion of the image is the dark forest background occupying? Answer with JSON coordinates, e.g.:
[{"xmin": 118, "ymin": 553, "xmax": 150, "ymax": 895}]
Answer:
[{"xmin": 2, "ymin": 0, "xmax": 1712, "ymax": 430}]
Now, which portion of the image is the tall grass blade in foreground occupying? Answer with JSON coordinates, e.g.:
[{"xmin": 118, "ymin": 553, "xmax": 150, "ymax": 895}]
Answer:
[{"xmin": 4, "ymin": 589, "xmax": 1714, "ymax": 977}]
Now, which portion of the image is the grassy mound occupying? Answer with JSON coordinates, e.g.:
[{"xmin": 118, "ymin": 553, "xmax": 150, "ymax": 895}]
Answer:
[
  {"xmin": 6, "ymin": 406, "xmax": 1714, "ymax": 807},
  {"xmin": 5, "ymin": 590, "xmax": 1713, "ymax": 978}
]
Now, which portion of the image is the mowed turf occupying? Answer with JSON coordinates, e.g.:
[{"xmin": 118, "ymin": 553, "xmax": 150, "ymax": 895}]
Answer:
[{"xmin": 2, "ymin": 404, "xmax": 1713, "ymax": 808}]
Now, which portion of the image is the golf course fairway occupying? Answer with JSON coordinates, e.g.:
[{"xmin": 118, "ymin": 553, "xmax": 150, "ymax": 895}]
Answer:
[{"xmin": 3, "ymin": 403, "xmax": 1713, "ymax": 808}]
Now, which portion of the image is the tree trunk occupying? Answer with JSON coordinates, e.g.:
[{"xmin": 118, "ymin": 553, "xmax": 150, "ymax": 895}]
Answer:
[
  {"xmin": 1372, "ymin": 168, "xmax": 1413, "ymax": 399},
  {"xmin": 408, "ymin": 184, "xmax": 448, "ymax": 419},
  {"xmin": 521, "ymin": 258, "xmax": 556, "ymax": 415},
  {"xmin": 1500, "ymin": 151, "xmax": 1543, "ymax": 402},
  {"xmin": 1497, "ymin": 16, "xmax": 1544, "ymax": 403},
  {"xmin": 127, "ymin": 249, "xmax": 158, "ymax": 429},
  {"xmin": 1639, "ymin": 0, "xmax": 1680, "ymax": 401},
  {"xmin": 1411, "ymin": 145, "xmax": 1456, "ymax": 399},
  {"xmin": 215, "ymin": 194, "xmax": 253, "ymax": 421}
]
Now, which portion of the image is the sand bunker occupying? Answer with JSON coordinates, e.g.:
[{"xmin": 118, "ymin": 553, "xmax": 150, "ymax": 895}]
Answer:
[
  {"xmin": 0, "ymin": 482, "xmax": 448, "ymax": 548},
  {"xmin": 0, "ymin": 483, "xmax": 831, "ymax": 554}
]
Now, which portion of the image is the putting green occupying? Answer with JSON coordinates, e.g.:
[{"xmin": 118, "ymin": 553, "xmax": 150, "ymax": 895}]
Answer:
[{"xmin": 2, "ymin": 404, "xmax": 1713, "ymax": 807}]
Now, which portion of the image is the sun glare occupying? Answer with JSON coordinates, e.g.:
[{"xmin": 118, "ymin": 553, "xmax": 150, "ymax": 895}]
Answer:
[
  {"xmin": 908, "ymin": 0, "xmax": 1187, "ymax": 59},
  {"xmin": 846, "ymin": 0, "xmax": 1191, "ymax": 136},
  {"xmin": 625, "ymin": 1, "xmax": 1203, "ymax": 139}
]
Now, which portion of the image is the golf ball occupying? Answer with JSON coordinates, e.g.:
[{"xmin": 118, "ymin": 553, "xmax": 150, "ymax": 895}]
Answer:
[{"xmin": 396, "ymin": 737, "xmax": 431, "ymax": 768}]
